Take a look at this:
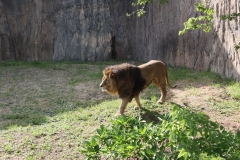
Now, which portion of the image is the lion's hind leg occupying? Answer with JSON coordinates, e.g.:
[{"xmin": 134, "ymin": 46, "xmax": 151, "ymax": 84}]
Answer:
[
  {"xmin": 157, "ymin": 85, "xmax": 167, "ymax": 103},
  {"xmin": 153, "ymin": 80, "xmax": 167, "ymax": 103}
]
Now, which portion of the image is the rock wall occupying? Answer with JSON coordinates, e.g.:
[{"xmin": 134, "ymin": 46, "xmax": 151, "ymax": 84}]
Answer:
[
  {"xmin": 0, "ymin": 0, "xmax": 114, "ymax": 61},
  {"xmin": 0, "ymin": 0, "xmax": 239, "ymax": 80},
  {"xmin": 132, "ymin": 0, "xmax": 240, "ymax": 80}
]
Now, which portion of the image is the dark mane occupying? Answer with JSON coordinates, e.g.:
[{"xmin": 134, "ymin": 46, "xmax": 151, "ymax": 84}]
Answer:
[{"xmin": 105, "ymin": 63, "xmax": 146, "ymax": 101}]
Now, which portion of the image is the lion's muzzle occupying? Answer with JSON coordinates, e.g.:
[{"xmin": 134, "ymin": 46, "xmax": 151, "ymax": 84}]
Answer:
[
  {"xmin": 99, "ymin": 81, "xmax": 106, "ymax": 92},
  {"xmin": 99, "ymin": 81, "xmax": 104, "ymax": 87}
]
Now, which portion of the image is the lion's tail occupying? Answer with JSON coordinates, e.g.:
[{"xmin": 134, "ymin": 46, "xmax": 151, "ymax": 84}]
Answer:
[{"xmin": 165, "ymin": 65, "xmax": 177, "ymax": 89}]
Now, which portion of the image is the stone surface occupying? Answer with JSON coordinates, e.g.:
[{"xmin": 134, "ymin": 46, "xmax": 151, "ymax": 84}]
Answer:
[
  {"xmin": 0, "ymin": 0, "xmax": 239, "ymax": 80},
  {"xmin": 132, "ymin": 0, "xmax": 240, "ymax": 80},
  {"xmin": 0, "ymin": 0, "xmax": 113, "ymax": 61}
]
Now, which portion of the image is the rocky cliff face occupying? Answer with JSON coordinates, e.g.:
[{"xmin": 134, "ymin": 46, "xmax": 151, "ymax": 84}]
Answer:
[
  {"xmin": 132, "ymin": 0, "xmax": 240, "ymax": 80},
  {"xmin": 0, "ymin": 0, "xmax": 239, "ymax": 80},
  {"xmin": 0, "ymin": 0, "xmax": 114, "ymax": 61}
]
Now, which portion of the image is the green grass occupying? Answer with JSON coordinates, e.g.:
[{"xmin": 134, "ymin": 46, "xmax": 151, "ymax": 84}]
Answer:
[
  {"xmin": 168, "ymin": 66, "xmax": 232, "ymax": 85},
  {"xmin": 0, "ymin": 61, "xmax": 239, "ymax": 159},
  {"xmin": 0, "ymin": 99, "xmax": 122, "ymax": 159},
  {"xmin": 226, "ymin": 82, "xmax": 240, "ymax": 99}
]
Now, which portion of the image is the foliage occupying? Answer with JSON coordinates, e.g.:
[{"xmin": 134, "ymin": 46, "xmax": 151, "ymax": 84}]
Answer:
[
  {"xmin": 179, "ymin": 2, "xmax": 214, "ymax": 35},
  {"xmin": 81, "ymin": 105, "xmax": 240, "ymax": 160},
  {"xmin": 220, "ymin": 13, "xmax": 240, "ymax": 50},
  {"xmin": 126, "ymin": 0, "xmax": 169, "ymax": 17},
  {"xmin": 126, "ymin": 0, "xmax": 214, "ymax": 34},
  {"xmin": 221, "ymin": 12, "xmax": 240, "ymax": 21}
]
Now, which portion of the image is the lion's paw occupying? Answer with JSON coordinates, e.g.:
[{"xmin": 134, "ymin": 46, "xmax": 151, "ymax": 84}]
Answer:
[
  {"xmin": 157, "ymin": 100, "xmax": 164, "ymax": 104},
  {"xmin": 115, "ymin": 112, "xmax": 123, "ymax": 117},
  {"xmin": 134, "ymin": 106, "xmax": 140, "ymax": 110}
]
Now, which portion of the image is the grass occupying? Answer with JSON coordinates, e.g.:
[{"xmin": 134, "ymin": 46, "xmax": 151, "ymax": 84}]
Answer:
[
  {"xmin": 168, "ymin": 66, "xmax": 232, "ymax": 85},
  {"xmin": 226, "ymin": 82, "xmax": 240, "ymax": 99},
  {"xmin": 0, "ymin": 61, "xmax": 239, "ymax": 159},
  {"xmin": 0, "ymin": 99, "xmax": 121, "ymax": 159}
]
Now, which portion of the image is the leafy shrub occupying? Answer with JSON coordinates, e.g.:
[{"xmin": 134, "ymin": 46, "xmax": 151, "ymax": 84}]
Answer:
[{"xmin": 81, "ymin": 105, "xmax": 240, "ymax": 160}]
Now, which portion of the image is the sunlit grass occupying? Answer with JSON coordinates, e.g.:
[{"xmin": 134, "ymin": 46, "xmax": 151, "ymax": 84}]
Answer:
[
  {"xmin": 226, "ymin": 82, "xmax": 240, "ymax": 99},
  {"xmin": 168, "ymin": 67, "xmax": 232, "ymax": 85}
]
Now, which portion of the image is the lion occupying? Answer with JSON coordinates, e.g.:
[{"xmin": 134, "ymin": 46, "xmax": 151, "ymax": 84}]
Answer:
[{"xmin": 99, "ymin": 60, "xmax": 176, "ymax": 116}]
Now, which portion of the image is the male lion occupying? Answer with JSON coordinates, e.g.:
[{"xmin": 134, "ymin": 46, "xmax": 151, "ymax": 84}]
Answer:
[{"xmin": 100, "ymin": 60, "xmax": 176, "ymax": 116}]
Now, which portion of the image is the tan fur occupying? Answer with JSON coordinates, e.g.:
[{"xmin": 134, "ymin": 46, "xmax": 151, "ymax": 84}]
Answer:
[{"xmin": 100, "ymin": 60, "xmax": 176, "ymax": 116}]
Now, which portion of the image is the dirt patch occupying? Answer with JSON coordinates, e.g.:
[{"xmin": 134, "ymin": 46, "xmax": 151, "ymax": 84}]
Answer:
[{"xmin": 168, "ymin": 80, "xmax": 240, "ymax": 133}]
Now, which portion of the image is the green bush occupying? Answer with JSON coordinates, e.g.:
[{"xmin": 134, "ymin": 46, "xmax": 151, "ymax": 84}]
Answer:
[{"xmin": 81, "ymin": 105, "xmax": 240, "ymax": 160}]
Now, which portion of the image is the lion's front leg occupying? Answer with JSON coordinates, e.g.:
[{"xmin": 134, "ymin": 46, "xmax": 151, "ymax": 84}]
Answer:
[
  {"xmin": 115, "ymin": 97, "xmax": 129, "ymax": 116},
  {"xmin": 134, "ymin": 95, "xmax": 141, "ymax": 110}
]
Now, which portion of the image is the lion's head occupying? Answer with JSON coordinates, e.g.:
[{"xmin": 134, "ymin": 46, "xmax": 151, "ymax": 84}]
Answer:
[
  {"xmin": 100, "ymin": 64, "xmax": 146, "ymax": 101},
  {"xmin": 99, "ymin": 67, "xmax": 118, "ymax": 95}
]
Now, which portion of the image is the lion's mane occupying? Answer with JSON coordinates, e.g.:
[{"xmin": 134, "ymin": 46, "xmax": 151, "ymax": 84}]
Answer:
[{"xmin": 105, "ymin": 63, "xmax": 146, "ymax": 101}]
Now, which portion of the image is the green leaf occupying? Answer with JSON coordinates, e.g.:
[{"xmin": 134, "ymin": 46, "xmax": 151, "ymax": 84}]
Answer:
[
  {"xmin": 177, "ymin": 148, "xmax": 189, "ymax": 160},
  {"xmin": 126, "ymin": 145, "xmax": 134, "ymax": 150}
]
